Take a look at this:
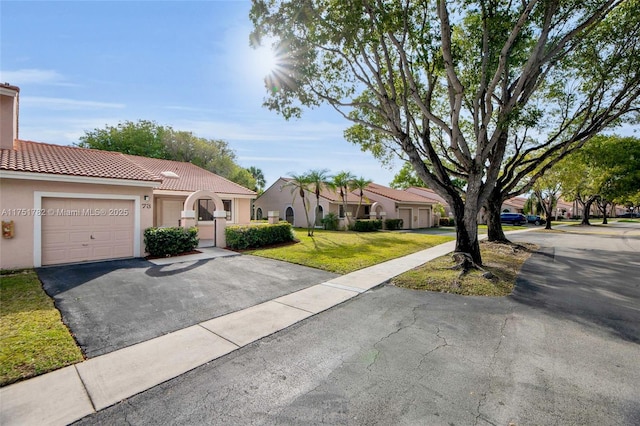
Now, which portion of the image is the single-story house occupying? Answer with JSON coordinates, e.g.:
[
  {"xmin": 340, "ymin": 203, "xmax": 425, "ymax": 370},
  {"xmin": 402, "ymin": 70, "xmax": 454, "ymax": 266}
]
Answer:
[
  {"xmin": 405, "ymin": 186, "xmax": 453, "ymax": 217},
  {"xmin": 362, "ymin": 183, "xmax": 437, "ymax": 229},
  {"xmin": 254, "ymin": 177, "xmax": 370, "ymax": 229},
  {"xmin": 0, "ymin": 84, "xmax": 255, "ymax": 269},
  {"xmin": 501, "ymin": 196, "xmax": 528, "ymax": 213}
]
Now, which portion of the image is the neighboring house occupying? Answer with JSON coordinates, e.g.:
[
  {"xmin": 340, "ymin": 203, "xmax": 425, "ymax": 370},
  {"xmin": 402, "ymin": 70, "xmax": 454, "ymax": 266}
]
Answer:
[
  {"xmin": 0, "ymin": 84, "xmax": 255, "ymax": 269},
  {"xmin": 405, "ymin": 186, "xmax": 453, "ymax": 217},
  {"xmin": 501, "ymin": 196, "xmax": 528, "ymax": 213},
  {"xmin": 254, "ymin": 177, "xmax": 370, "ymax": 229},
  {"xmin": 362, "ymin": 183, "xmax": 437, "ymax": 229}
]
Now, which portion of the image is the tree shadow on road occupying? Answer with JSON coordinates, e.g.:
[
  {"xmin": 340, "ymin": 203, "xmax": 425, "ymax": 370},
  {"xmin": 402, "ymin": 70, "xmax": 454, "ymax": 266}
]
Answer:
[{"xmin": 511, "ymin": 247, "xmax": 640, "ymax": 344}]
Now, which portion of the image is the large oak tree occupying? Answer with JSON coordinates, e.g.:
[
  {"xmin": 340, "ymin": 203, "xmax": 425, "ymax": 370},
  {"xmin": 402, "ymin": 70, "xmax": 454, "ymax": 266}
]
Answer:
[{"xmin": 251, "ymin": 0, "xmax": 640, "ymax": 264}]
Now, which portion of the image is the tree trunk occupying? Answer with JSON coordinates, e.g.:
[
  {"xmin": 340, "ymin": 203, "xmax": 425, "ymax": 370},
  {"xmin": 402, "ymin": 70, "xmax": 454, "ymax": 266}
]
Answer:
[
  {"xmin": 599, "ymin": 200, "xmax": 609, "ymax": 224},
  {"xmin": 451, "ymin": 196, "xmax": 482, "ymax": 266},
  {"xmin": 581, "ymin": 198, "xmax": 595, "ymax": 225},
  {"xmin": 543, "ymin": 196, "xmax": 553, "ymax": 230},
  {"xmin": 486, "ymin": 188, "xmax": 509, "ymax": 243}
]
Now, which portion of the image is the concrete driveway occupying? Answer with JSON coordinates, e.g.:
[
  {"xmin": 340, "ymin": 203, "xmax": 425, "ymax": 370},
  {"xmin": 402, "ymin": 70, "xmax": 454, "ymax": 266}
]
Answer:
[
  {"xmin": 38, "ymin": 254, "xmax": 338, "ymax": 358},
  {"xmin": 75, "ymin": 223, "xmax": 640, "ymax": 425}
]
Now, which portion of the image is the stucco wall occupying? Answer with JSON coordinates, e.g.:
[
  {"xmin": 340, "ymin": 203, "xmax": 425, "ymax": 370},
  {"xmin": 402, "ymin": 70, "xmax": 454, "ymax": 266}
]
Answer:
[
  {"xmin": 0, "ymin": 178, "xmax": 153, "ymax": 269},
  {"xmin": 235, "ymin": 198, "xmax": 252, "ymax": 224}
]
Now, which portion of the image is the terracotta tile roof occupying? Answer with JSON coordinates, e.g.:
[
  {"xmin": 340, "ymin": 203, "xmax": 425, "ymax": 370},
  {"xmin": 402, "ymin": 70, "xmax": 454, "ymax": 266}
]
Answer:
[
  {"xmin": 1, "ymin": 140, "xmax": 257, "ymax": 196},
  {"xmin": 503, "ymin": 196, "xmax": 528, "ymax": 209},
  {"xmin": 125, "ymin": 155, "xmax": 256, "ymax": 195},
  {"xmin": 405, "ymin": 187, "xmax": 448, "ymax": 205},
  {"xmin": 365, "ymin": 183, "xmax": 435, "ymax": 203},
  {"xmin": 1, "ymin": 140, "xmax": 161, "ymax": 182}
]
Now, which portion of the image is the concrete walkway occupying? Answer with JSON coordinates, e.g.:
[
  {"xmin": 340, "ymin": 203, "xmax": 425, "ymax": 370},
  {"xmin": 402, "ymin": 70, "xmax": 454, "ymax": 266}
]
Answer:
[{"xmin": 0, "ymin": 229, "xmax": 533, "ymax": 426}]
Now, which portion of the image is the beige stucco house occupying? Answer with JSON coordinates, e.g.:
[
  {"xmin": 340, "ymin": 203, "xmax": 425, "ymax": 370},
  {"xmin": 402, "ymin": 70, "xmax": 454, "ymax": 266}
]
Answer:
[
  {"xmin": 0, "ymin": 84, "xmax": 255, "ymax": 269},
  {"xmin": 362, "ymin": 183, "xmax": 437, "ymax": 229},
  {"xmin": 254, "ymin": 177, "xmax": 370, "ymax": 229},
  {"xmin": 405, "ymin": 186, "xmax": 453, "ymax": 217}
]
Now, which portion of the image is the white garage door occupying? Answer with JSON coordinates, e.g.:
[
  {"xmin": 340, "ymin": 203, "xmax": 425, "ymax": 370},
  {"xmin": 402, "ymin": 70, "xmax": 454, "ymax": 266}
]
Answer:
[
  {"xmin": 398, "ymin": 208, "xmax": 412, "ymax": 229},
  {"xmin": 42, "ymin": 198, "xmax": 134, "ymax": 266},
  {"xmin": 418, "ymin": 208, "xmax": 431, "ymax": 228}
]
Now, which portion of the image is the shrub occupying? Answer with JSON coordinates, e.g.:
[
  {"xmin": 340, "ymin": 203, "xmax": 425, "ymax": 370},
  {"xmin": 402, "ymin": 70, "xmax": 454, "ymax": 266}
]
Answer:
[
  {"xmin": 321, "ymin": 212, "xmax": 340, "ymax": 231},
  {"xmin": 144, "ymin": 227, "xmax": 199, "ymax": 257},
  {"xmin": 226, "ymin": 222, "xmax": 294, "ymax": 250},
  {"xmin": 384, "ymin": 218, "xmax": 404, "ymax": 230},
  {"xmin": 353, "ymin": 219, "xmax": 383, "ymax": 232},
  {"xmin": 439, "ymin": 217, "xmax": 450, "ymax": 226}
]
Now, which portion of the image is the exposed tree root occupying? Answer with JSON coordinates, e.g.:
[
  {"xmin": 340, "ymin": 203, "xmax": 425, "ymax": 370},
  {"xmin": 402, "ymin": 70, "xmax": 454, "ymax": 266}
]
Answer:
[{"xmin": 450, "ymin": 251, "xmax": 497, "ymax": 287}]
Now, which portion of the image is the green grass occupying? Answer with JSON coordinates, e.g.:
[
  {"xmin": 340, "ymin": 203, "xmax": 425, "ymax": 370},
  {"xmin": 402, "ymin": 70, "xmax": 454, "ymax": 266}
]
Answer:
[
  {"xmin": 477, "ymin": 224, "xmax": 525, "ymax": 232},
  {"xmin": 617, "ymin": 219, "xmax": 639, "ymax": 223},
  {"xmin": 1, "ymin": 270, "xmax": 83, "ymax": 386},
  {"xmin": 247, "ymin": 229, "xmax": 454, "ymax": 274},
  {"xmin": 392, "ymin": 241, "xmax": 538, "ymax": 296}
]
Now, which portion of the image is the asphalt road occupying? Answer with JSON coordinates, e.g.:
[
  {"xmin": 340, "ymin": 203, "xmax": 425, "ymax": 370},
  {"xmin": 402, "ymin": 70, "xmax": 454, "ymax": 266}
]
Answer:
[
  {"xmin": 75, "ymin": 223, "xmax": 640, "ymax": 425},
  {"xmin": 38, "ymin": 256, "xmax": 338, "ymax": 357}
]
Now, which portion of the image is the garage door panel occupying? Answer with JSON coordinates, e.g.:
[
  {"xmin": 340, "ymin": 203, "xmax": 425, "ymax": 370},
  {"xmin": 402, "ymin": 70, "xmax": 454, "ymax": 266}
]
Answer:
[
  {"xmin": 42, "ymin": 198, "xmax": 134, "ymax": 266},
  {"xmin": 92, "ymin": 215, "xmax": 112, "ymax": 226},
  {"xmin": 71, "ymin": 216, "xmax": 92, "ymax": 226},
  {"xmin": 90, "ymin": 231, "xmax": 112, "ymax": 242},
  {"xmin": 68, "ymin": 231, "xmax": 93, "ymax": 242},
  {"xmin": 114, "ymin": 230, "xmax": 132, "ymax": 241},
  {"xmin": 42, "ymin": 231, "xmax": 70, "ymax": 245}
]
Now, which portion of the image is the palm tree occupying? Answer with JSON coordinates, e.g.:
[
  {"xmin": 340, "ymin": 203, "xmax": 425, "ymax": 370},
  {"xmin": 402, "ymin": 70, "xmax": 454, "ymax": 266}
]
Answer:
[
  {"xmin": 306, "ymin": 169, "xmax": 331, "ymax": 235},
  {"xmin": 332, "ymin": 171, "xmax": 356, "ymax": 226},
  {"xmin": 351, "ymin": 176, "xmax": 372, "ymax": 220},
  {"xmin": 284, "ymin": 172, "xmax": 313, "ymax": 236},
  {"xmin": 247, "ymin": 166, "xmax": 266, "ymax": 193}
]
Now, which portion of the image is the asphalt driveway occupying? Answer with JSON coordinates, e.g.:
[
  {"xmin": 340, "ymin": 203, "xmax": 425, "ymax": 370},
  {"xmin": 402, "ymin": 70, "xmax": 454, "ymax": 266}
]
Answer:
[
  {"xmin": 75, "ymin": 223, "xmax": 640, "ymax": 425},
  {"xmin": 38, "ymin": 254, "xmax": 338, "ymax": 358}
]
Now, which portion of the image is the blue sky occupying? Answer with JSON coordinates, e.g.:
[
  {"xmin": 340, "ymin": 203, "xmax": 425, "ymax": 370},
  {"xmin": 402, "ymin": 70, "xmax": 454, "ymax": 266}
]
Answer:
[{"xmin": 0, "ymin": 0, "xmax": 400, "ymax": 188}]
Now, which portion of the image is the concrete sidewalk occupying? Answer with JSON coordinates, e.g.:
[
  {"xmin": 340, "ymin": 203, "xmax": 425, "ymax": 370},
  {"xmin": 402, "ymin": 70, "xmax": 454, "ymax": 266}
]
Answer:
[{"xmin": 0, "ymin": 229, "xmax": 533, "ymax": 426}]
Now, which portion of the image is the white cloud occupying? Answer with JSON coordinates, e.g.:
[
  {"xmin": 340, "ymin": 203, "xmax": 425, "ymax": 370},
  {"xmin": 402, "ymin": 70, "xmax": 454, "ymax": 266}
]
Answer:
[
  {"xmin": 173, "ymin": 118, "xmax": 346, "ymax": 143},
  {"xmin": 0, "ymin": 69, "xmax": 76, "ymax": 86},
  {"xmin": 21, "ymin": 96, "xmax": 125, "ymax": 110}
]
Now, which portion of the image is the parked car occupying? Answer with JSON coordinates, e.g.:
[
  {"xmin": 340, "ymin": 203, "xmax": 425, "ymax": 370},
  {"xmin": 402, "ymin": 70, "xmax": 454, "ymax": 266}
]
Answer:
[
  {"xmin": 618, "ymin": 212, "xmax": 640, "ymax": 218},
  {"xmin": 526, "ymin": 215, "xmax": 546, "ymax": 225},
  {"xmin": 500, "ymin": 212, "xmax": 527, "ymax": 225}
]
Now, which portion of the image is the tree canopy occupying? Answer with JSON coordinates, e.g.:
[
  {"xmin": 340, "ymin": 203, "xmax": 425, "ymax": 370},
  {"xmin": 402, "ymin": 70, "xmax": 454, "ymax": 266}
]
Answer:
[
  {"xmin": 251, "ymin": 0, "xmax": 640, "ymax": 264},
  {"xmin": 77, "ymin": 120, "xmax": 257, "ymax": 189},
  {"xmin": 557, "ymin": 134, "xmax": 640, "ymax": 224}
]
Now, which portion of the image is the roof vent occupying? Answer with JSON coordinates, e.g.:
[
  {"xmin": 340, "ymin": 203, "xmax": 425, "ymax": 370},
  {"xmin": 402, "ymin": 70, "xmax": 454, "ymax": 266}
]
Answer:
[{"xmin": 161, "ymin": 171, "xmax": 180, "ymax": 179}]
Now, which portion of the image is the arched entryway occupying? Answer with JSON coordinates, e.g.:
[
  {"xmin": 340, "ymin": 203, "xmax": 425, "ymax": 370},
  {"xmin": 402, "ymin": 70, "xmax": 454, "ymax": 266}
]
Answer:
[
  {"xmin": 285, "ymin": 206, "xmax": 294, "ymax": 224},
  {"xmin": 182, "ymin": 190, "xmax": 227, "ymax": 248},
  {"xmin": 256, "ymin": 208, "xmax": 263, "ymax": 220}
]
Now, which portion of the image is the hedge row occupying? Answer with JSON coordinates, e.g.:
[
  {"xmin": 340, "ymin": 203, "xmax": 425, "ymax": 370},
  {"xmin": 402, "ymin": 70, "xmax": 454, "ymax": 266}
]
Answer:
[
  {"xmin": 226, "ymin": 222, "xmax": 294, "ymax": 250},
  {"xmin": 384, "ymin": 218, "xmax": 404, "ymax": 230},
  {"xmin": 144, "ymin": 227, "xmax": 199, "ymax": 257},
  {"xmin": 352, "ymin": 219, "xmax": 383, "ymax": 232},
  {"xmin": 439, "ymin": 217, "xmax": 455, "ymax": 226}
]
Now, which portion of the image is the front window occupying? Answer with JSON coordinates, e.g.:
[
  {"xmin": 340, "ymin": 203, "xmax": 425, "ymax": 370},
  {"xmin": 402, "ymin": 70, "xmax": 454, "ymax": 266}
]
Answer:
[
  {"xmin": 197, "ymin": 199, "xmax": 232, "ymax": 221},
  {"xmin": 198, "ymin": 199, "xmax": 214, "ymax": 221},
  {"xmin": 223, "ymin": 200, "xmax": 232, "ymax": 221}
]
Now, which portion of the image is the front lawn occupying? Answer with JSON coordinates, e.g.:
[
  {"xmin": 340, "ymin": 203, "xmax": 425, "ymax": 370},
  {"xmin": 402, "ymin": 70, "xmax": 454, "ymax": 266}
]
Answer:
[
  {"xmin": 0, "ymin": 270, "xmax": 83, "ymax": 386},
  {"xmin": 247, "ymin": 229, "xmax": 454, "ymax": 274}
]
